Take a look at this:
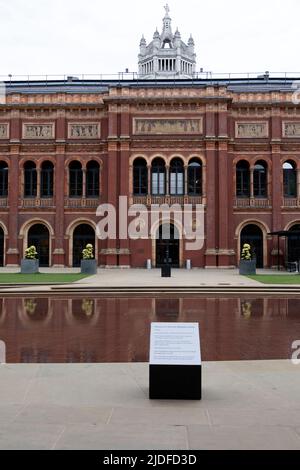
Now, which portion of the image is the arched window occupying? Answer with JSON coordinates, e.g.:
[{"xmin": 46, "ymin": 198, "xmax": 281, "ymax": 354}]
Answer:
[
  {"xmin": 41, "ymin": 161, "xmax": 54, "ymax": 198},
  {"xmin": 86, "ymin": 161, "xmax": 100, "ymax": 197},
  {"xmin": 151, "ymin": 158, "xmax": 166, "ymax": 195},
  {"xmin": 236, "ymin": 161, "xmax": 250, "ymax": 197},
  {"xmin": 69, "ymin": 161, "xmax": 83, "ymax": 197},
  {"xmin": 188, "ymin": 159, "xmax": 202, "ymax": 196},
  {"xmin": 133, "ymin": 158, "xmax": 147, "ymax": 196},
  {"xmin": 283, "ymin": 161, "xmax": 297, "ymax": 198},
  {"xmin": 254, "ymin": 160, "xmax": 268, "ymax": 198},
  {"xmin": 0, "ymin": 162, "xmax": 8, "ymax": 197},
  {"xmin": 170, "ymin": 158, "xmax": 184, "ymax": 195},
  {"xmin": 24, "ymin": 161, "xmax": 37, "ymax": 198}
]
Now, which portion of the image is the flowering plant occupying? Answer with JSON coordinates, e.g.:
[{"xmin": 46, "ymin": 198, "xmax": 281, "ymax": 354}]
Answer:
[
  {"xmin": 25, "ymin": 245, "xmax": 38, "ymax": 260},
  {"xmin": 82, "ymin": 244, "xmax": 94, "ymax": 260},
  {"xmin": 241, "ymin": 243, "xmax": 252, "ymax": 261}
]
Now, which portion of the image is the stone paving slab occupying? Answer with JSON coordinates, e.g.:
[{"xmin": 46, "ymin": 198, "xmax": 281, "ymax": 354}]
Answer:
[{"xmin": 0, "ymin": 361, "xmax": 300, "ymax": 449}]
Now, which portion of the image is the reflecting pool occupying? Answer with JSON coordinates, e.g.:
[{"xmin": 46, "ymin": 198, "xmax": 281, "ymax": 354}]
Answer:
[{"xmin": 0, "ymin": 296, "xmax": 299, "ymax": 363}]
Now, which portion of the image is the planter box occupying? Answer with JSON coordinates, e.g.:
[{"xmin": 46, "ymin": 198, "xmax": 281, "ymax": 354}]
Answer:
[
  {"xmin": 239, "ymin": 259, "xmax": 256, "ymax": 275},
  {"xmin": 81, "ymin": 259, "xmax": 97, "ymax": 275},
  {"xmin": 21, "ymin": 259, "xmax": 39, "ymax": 274}
]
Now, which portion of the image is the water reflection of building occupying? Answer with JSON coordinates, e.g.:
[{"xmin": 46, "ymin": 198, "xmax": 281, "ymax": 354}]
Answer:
[{"xmin": 0, "ymin": 296, "xmax": 299, "ymax": 363}]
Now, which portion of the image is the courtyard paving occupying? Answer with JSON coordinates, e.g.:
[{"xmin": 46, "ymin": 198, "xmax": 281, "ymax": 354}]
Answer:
[
  {"xmin": 0, "ymin": 267, "xmax": 284, "ymax": 290},
  {"xmin": 0, "ymin": 360, "xmax": 299, "ymax": 450}
]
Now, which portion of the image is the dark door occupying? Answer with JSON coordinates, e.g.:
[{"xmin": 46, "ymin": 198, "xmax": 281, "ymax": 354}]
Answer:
[
  {"xmin": 241, "ymin": 224, "xmax": 264, "ymax": 268},
  {"xmin": 0, "ymin": 227, "xmax": 4, "ymax": 267},
  {"xmin": 156, "ymin": 224, "xmax": 180, "ymax": 268},
  {"xmin": 288, "ymin": 225, "xmax": 300, "ymax": 262},
  {"xmin": 28, "ymin": 224, "xmax": 49, "ymax": 267},
  {"xmin": 73, "ymin": 224, "xmax": 95, "ymax": 267}
]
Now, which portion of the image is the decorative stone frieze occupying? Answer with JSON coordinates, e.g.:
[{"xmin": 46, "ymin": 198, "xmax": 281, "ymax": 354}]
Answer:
[
  {"xmin": 133, "ymin": 118, "xmax": 203, "ymax": 135},
  {"xmin": 23, "ymin": 123, "xmax": 54, "ymax": 139},
  {"xmin": 235, "ymin": 122, "xmax": 269, "ymax": 138},
  {"xmin": 68, "ymin": 123, "xmax": 100, "ymax": 139}
]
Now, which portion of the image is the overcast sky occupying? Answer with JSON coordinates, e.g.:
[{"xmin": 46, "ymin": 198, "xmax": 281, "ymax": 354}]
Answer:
[{"xmin": 0, "ymin": 0, "xmax": 300, "ymax": 78}]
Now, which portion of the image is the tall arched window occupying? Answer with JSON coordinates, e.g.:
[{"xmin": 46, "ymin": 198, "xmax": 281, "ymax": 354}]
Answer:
[
  {"xmin": 24, "ymin": 161, "xmax": 37, "ymax": 198},
  {"xmin": 41, "ymin": 161, "xmax": 54, "ymax": 198},
  {"xmin": 151, "ymin": 158, "xmax": 166, "ymax": 195},
  {"xmin": 236, "ymin": 161, "xmax": 250, "ymax": 197},
  {"xmin": 86, "ymin": 161, "xmax": 100, "ymax": 197},
  {"xmin": 0, "ymin": 162, "xmax": 8, "ymax": 197},
  {"xmin": 283, "ymin": 161, "xmax": 297, "ymax": 198},
  {"xmin": 170, "ymin": 158, "xmax": 184, "ymax": 195},
  {"xmin": 254, "ymin": 160, "xmax": 268, "ymax": 198},
  {"xmin": 69, "ymin": 161, "xmax": 83, "ymax": 197},
  {"xmin": 188, "ymin": 158, "xmax": 202, "ymax": 196},
  {"xmin": 133, "ymin": 158, "xmax": 148, "ymax": 195}
]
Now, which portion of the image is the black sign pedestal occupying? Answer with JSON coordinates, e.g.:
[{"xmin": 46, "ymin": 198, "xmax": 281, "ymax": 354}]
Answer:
[
  {"xmin": 149, "ymin": 323, "xmax": 202, "ymax": 401},
  {"xmin": 149, "ymin": 364, "xmax": 201, "ymax": 400},
  {"xmin": 161, "ymin": 265, "xmax": 171, "ymax": 277}
]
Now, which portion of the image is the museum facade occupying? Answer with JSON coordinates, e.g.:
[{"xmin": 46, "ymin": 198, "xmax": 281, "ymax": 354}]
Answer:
[{"xmin": 0, "ymin": 76, "xmax": 300, "ymax": 269}]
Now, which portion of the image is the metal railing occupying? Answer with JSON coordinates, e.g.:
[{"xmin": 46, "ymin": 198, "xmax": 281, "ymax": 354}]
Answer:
[{"xmin": 1, "ymin": 71, "xmax": 300, "ymax": 85}]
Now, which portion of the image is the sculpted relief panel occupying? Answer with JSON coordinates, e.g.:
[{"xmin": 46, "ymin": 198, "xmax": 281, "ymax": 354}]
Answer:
[
  {"xmin": 283, "ymin": 122, "xmax": 300, "ymax": 137},
  {"xmin": 0, "ymin": 124, "xmax": 9, "ymax": 139},
  {"xmin": 23, "ymin": 124, "xmax": 54, "ymax": 139},
  {"xmin": 235, "ymin": 122, "xmax": 269, "ymax": 138},
  {"xmin": 68, "ymin": 123, "xmax": 101, "ymax": 139},
  {"xmin": 133, "ymin": 118, "xmax": 203, "ymax": 135}
]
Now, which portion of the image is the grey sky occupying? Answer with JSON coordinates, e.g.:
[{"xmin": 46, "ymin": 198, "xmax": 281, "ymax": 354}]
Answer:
[{"xmin": 0, "ymin": 0, "xmax": 299, "ymax": 78}]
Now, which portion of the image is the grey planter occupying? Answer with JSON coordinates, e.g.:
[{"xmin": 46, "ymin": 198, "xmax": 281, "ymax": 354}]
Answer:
[
  {"xmin": 21, "ymin": 259, "xmax": 39, "ymax": 274},
  {"xmin": 81, "ymin": 259, "xmax": 97, "ymax": 275},
  {"xmin": 239, "ymin": 259, "xmax": 256, "ymax": 275}
]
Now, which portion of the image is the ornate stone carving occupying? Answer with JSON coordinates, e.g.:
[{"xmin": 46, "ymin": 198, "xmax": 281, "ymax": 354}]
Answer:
[
  {"xmin": 23, "ymin": 123, "xmax": 54, "ymax": 139},
  {"xmin": 68, "ymin": 123, "xmax": 100, "ymax": 139},
  {"xmin": 235, "ymin": 122, "xmax": 268, "ymax": 138},
  {"xmin": 283, "ymin": 122, "xmax": 300, "ymax": 138},
  {"xmin": 133, "ymin": 118, "xmax": 203, "ymax": 135},
  {"xmin": 0, "ymin": 123, "xmax": 9, "ymax": 139}
]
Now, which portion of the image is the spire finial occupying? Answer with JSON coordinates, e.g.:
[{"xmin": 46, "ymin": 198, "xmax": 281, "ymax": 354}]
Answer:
[{"xmin": 164, "ymin": 4, "xmax": 170, "ymax": 17}]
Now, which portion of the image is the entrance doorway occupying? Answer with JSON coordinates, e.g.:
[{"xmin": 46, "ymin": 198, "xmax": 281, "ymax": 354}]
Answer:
[
  {"xmin": 28, "ymin": 224, "xmax": 50, "ymax": 267},
  {"xmin": 156, "ymin": 223, "xmax": 180, "ymax": 268},
  {"xmin": 241, "ymin": 224, "xmax": 264, "ymax": 268},
  {"xmin": 73, "ymin": 224, "xmax": 95, "ymax": 267},
  {"xmin": 288, "ymin": 224, "xmax": 300, "ymax": 263},
  {"xmin": 0, "ymin": 227, "xmax": 4, "ymax": 267}
]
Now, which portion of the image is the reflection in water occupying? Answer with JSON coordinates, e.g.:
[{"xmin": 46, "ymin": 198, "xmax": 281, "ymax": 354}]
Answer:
[{"xmin": 0, "ymin": 296, "xmax": 299, "ymax": 363}]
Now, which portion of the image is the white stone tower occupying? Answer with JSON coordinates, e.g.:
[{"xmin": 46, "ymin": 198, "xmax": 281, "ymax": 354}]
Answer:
[{"xmin": 138, "ymin": 4, "xmax": 196, "ymax": 79}]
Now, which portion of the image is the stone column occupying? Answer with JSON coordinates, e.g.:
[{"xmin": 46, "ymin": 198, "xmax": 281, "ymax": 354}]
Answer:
[
  {"xmin": 205, "ymin": 141, "xmax": 218, "ymax": 268},
  {"xmin": 271, "ymin": 144, "xmax": 282, "ymax": 231},
  {"xmin": 82, "ymin": 168, "xmax": 86, "ymax": 199},
  {"xmin": 250, "ymin": 168, "xmax": 254, "ymax": 199},
  {"xmin": 165, "ymin": 165, "xmax": 170, "ymax": 196},
  {"xmin": 36, "ymin": 168, "xmax": 41, "ymax": 199},
  {"xmin": 147, "ymin": 165, "xmax": 151, "ymax": 195},
  {"xmin": 218, "ymin": 142, "xmax": 231, "ymax": 268},
  {"xmin": 53, "ymin": 144, "xmax": 66, "ymax": 267},
  {"xmin": 119, "ymin": 139, "xmax": 131, "ymax": 268},
  {"xmin": 6, "ymin": 144, "xmax": 20, "ymax": 266},
  {"xmin": 184, "ymin": 166, "xmax": 188, "ymax": 195}
]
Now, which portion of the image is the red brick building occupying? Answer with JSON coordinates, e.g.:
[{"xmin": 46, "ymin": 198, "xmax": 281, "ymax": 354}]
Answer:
[{"xmin": 0, "ymin": 76, "xmax": 300, "ymax": 269}]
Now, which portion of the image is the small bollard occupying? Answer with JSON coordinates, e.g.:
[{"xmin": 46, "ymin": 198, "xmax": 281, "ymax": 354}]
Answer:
[
  {"xmin": 186, "ymin": 259, "xmax": 192, "ymax": 270},
  {"xmin": 0, "ymin": 340, "xmax": 6, "ymax": 364},
  {"xmin": 146, "ymin": 259, "xmax": 152, "ymax": 270}
]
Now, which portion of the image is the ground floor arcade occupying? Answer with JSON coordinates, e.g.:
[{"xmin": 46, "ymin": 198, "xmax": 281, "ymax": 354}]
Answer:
[{"xmin": 0, "ymin": 217, "xmax": 300, "ymax": 269}]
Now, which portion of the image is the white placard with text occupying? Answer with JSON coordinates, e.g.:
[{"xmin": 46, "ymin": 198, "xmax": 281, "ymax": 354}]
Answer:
[{"xmin": 150, "ymin": 323, "xmax": 201, "ymax": 366}]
